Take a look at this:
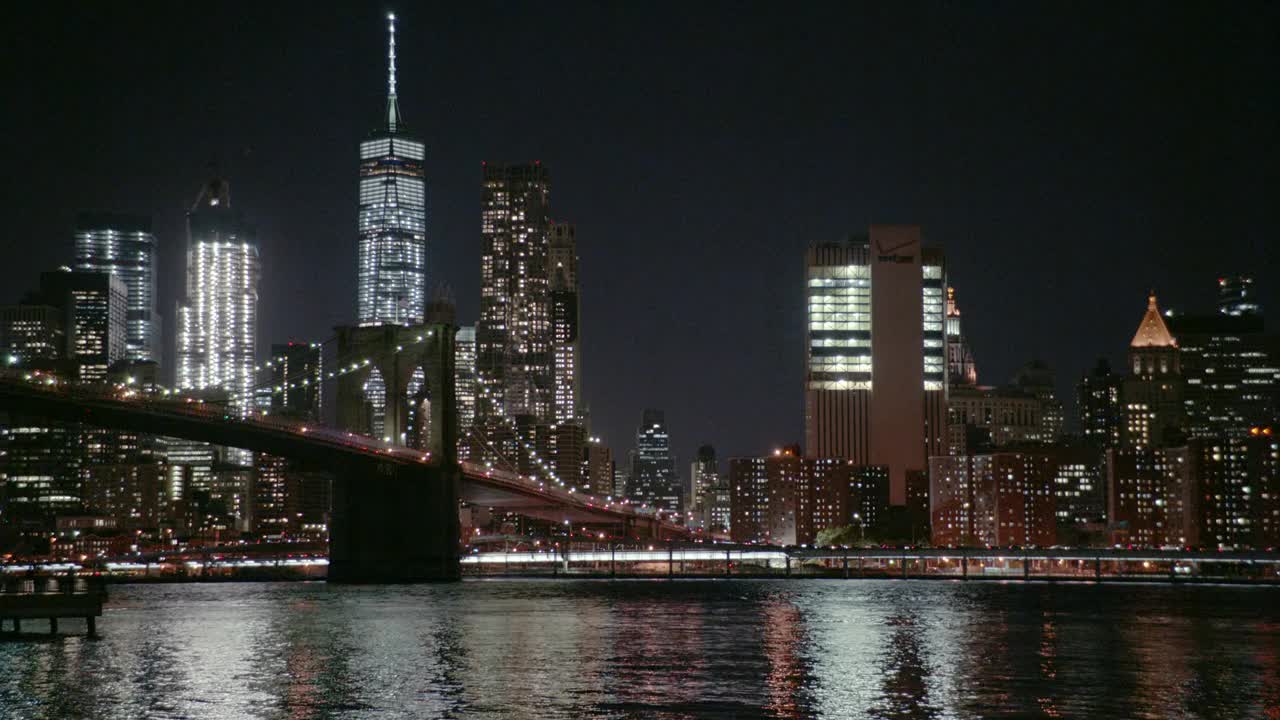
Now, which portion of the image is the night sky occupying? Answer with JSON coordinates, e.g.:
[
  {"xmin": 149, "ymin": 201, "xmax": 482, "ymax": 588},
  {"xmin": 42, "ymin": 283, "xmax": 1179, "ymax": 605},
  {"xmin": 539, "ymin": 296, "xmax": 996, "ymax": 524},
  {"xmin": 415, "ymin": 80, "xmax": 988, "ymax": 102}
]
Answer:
[{"xmin": 4, "ymin": 2, "xmax": 1277, "ymax": 474}]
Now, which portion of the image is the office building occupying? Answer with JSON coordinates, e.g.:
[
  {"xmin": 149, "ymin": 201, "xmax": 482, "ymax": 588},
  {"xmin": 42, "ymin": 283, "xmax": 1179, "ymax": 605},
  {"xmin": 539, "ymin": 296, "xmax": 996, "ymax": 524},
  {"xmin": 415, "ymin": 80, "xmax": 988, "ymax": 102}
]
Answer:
[
  {"xmin": 357, "ymin": 13, "xmax": 427, "ymax": 327},
  {"xmin": 476, "ymin": 162, "xmax": 553, "ymax": 423},
  {"xmin": 37, "ymin": 269, "xmax": 127, "ymax": 383},
  {"xmin": 455, "ymin": 325, "xmax": 477, "ymax": 442},
  {"xmin": 689, "ymin": 444, "xmax": 718, "ymax": 513},
  {"xmin": 947, "ymin": 384, "xmax": 1046, "ymax": 454},
  {"xmin": 630, "ymin": 408, "xmax": 680, "ymax": 511},
  {"xmin": 1078, "ymin": 358, "xmax": 1124, "ymax": 450},
  {"xmin": 1121, "ymin": 293, "xmax": 1183, "ymax": 447},
  {"xmin": 945, "ymin": 286, "xmax": 978, "ymax": 387},
  {"xmin": 549, "ymin": 222, "xmax": 581, "ymax": 424},
  {"xmin": 268, "ymin": 342, "xmax": 323, "ymax": 421},
  {"xmin": 74, "ymin": 213, "xmax": 160, "ymax": 362},
  {"xmin": 0, "ymin": 304, "xmax": 64, "ymax": 365},
  {"xmin": 175, "ymin": 178, "xmax": 259, "ymax": 414},
  {"xmin": 804, "ymin": 226, "xmax": 947, "ymax": 505},
  {"xmin": 586, "ymin": 437, "xmax": 614, "ymax": 497},
  {"xmin": 1011, "ymin": 360, "xmax": 1064, "ymax": 442},
  {"xmin": 1167, "ymin": 310, "xmax": 1277, "ymax": 440}
]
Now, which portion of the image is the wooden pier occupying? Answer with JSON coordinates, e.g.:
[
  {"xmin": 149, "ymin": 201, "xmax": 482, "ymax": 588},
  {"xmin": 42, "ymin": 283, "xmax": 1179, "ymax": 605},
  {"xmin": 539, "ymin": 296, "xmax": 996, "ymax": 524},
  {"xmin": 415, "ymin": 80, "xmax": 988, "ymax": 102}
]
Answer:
[{"xmin": 0, "ymin": 575, "xmax": 105, "ymax": 637}]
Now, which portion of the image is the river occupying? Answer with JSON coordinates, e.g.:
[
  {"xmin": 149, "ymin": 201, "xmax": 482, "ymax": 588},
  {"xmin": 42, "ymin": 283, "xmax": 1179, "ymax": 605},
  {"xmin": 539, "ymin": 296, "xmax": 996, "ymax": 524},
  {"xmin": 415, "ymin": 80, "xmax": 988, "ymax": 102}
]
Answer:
[{"xmin": 1, "ymin": 579, "xmax": 1276, "ymax": 719}]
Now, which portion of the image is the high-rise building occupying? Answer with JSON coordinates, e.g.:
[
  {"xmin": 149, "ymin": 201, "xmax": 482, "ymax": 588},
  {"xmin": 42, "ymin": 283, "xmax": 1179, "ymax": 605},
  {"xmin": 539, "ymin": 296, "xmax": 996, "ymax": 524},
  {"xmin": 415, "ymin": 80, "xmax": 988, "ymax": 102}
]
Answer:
[
  {"xmin": 175, "ymin": 179, "xmax": 259, "ymax": 413},
  {"xmin": 74, "ymin": 213, "xmax": 160, "ymax": 363},
  {"xmin": 630, "ymin": 408, "xmax": 680, "ymax": 511},
  {"xmin": 477, "ymin": 162, "xmax": 553, "ymax": 423},
  {"xmin": 0, "ymin": 304, "xmax": 64, "ymax": 365},
  {"xmin": 1011, "ymin": 360, "xmax": 1064, "ymax": 442},
  {"xmin": 586, "ymin": 437, "xmax": 614, "ymax": 497},
  {"xmin": 1121, "ymin": 292, "xmax": 1183, "ymax": 448},
  {"xmin": 1218, "ymin": 274, "xmax": 1260, "ymax": 317},
  {"xmin": 946, "ymin": 384, "xmax": 1047, "ymax": 455},
  {"xmin": 38, "ymin": 269, "xmax": 127, "ymax": 383},
  {"xmin": 455, "ymin": 325, "xmax": 478, "ymax": 445},
  {"xmin": 689, "ymin": 444, "xmax": 718, "ymax": 513},
  {"xmin": 268, "ymin": 342, "xmax": 323, "ymax": 421},
  {"xmin": 1078, "ymin": 358, "xmax": 1123, "ymax": 450},
  {"xmin": 549, "ymin": 223, "xmax": 581, "ymax": 424},
  {"xmin": 1167, "ymin": 311, "xmax": 1278, "ymax": 439},
  {"xmin": 929, "ymin": 452, "xmax": 1057, "ymax": 548},
  {"xmin": 804, "ymin": 227, "xmax": 947, "ymax": 505},
  {"xmin": 945, "ymin": 287, "xmax": 978, "ymax": 387},
  {"xmin": 357, "ymin": 13, "xmax": 426, "ymax": 327}
]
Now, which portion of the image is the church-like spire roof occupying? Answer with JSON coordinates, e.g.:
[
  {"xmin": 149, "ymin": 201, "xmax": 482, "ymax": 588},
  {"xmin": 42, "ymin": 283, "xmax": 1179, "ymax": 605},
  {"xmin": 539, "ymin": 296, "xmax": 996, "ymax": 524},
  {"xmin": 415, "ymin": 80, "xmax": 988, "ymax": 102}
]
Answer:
[
  {"xmin": 385, "ymin": 12, "xmax": 402, "ymax": 133},
  {"xmin": 1130, "ymin": 291, "xmax": 1177, "ymax": 348}
]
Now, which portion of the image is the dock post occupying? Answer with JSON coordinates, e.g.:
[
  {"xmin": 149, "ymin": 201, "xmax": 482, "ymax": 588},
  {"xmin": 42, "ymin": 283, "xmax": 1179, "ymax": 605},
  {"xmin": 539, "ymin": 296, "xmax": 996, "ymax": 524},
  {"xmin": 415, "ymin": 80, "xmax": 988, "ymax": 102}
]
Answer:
[
  {"xmin": 725, "ymin": 549, "xmax": 731, "ymax": 577},
  {"xmin": 843, "ymin": 551, "xmax": 849, "ymax": 579},
  {"xmin": 785, "ymin": 554, "xmax": 791, "ymax": 577},
  {"xmin": 1094, "ymin": 556, "xmax": 1102, "ymax": 581},
  {"xmin": 87, "ymin": 616, "xmax": 96, "ymax": 637},
  {"xmin": 13, "ymin": 619, "xmax": 20, "ymax": 634},
  {"xmin": 1024, "ymin": 551, "xmax": 1031, "ymax": 581},
  {"xmin": 902, "ymin": 553, "xmax": 908, "ymax": 579},
  {"xmin": 50, "ymin": 618, "xmax": 57, "ymax": 634},
  {"xmin": 610, "ymin": 544, "xmax": 616, "ymax": 578},
  {"xmin": 858, "ymin": 555, "xmax": 864, "ymax": 578},
  {"xmin": 962, "ymin": 552, "xmax": 969, "ymax": 579},
  {"xmin": 667, "ymin": 544, "xmax": 674, "ymax": 579}
]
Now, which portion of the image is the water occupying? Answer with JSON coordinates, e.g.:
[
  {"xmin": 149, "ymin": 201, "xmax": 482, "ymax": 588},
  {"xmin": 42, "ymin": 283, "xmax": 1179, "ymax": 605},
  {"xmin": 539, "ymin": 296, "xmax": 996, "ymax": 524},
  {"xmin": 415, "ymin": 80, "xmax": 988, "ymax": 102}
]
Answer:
[{"xmin": 1, "ymin": 580, "xmax": 1277, "ymax": 719}]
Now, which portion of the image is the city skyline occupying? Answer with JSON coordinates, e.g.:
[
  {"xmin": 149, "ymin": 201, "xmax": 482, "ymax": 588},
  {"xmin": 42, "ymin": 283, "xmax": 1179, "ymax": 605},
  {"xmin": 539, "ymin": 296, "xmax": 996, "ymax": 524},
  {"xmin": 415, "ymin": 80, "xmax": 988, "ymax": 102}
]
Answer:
[{"xmin": 3, "ymin": 3, "xmax": 1277, "ymax": 472}]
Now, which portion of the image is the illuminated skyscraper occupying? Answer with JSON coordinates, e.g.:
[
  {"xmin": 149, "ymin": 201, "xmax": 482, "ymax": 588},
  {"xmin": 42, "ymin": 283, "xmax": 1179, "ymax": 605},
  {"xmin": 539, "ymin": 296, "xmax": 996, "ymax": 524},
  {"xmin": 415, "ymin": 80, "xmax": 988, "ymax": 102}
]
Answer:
[
  {"xmin": 476, "ymin": 162, "xmax": 553, "ymax": 422},
  {"xmin": 38, "ymin": 269, "xmax": 127, "ymax": 383},
  {"xmin": 1120, "ymin": 292, "xmax": 1183, "ymax": 447},
  {"xmin": 175, "ymin": 179, "xmax": 259, "ymax": 413},
  {"xmin": 804, "ymin": 226, "xmax": 947, "ymax": 505},
  {"xmin": 357, "ymin": 12, "xmax": 426, "ymax": 327},
  {"xmin": 74, "ymin": 213, "xmax": 160, "ymax": 363},
  {"xmin": 630, "ymin": 408, "xmax": 680, "ymax": 512},
  {"xmin": 549, "ymin": 223, "xmax": 581, "ymax": 423},
  {"xmin": 455, "ymin": 325, "xmax": 477, "ymax": 436}
]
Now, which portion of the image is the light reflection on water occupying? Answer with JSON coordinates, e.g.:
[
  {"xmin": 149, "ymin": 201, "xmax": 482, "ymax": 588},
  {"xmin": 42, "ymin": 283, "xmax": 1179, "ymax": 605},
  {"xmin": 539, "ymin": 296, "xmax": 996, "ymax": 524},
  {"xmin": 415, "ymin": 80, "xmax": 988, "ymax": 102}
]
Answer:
[{"xmin": 0, "ymin": 580, "xmax": 1276, "ymax": 719}]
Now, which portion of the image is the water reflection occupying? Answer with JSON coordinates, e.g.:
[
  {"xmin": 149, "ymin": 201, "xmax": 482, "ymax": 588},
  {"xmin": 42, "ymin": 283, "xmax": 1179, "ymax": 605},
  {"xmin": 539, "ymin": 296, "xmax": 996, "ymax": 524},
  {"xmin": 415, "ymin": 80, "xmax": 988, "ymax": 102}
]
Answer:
[{"xmin": 0, "ymin": 580, "xmax": 1276, "ymax": 719}]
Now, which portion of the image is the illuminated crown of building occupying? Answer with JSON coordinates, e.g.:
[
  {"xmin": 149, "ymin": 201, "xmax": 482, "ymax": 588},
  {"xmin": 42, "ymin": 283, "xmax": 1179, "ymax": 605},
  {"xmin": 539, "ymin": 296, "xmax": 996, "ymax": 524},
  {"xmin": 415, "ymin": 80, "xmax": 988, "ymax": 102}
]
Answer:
[{"xmin": 1129, "ymin": 291, "xmax": 1177, "ymax": 348}]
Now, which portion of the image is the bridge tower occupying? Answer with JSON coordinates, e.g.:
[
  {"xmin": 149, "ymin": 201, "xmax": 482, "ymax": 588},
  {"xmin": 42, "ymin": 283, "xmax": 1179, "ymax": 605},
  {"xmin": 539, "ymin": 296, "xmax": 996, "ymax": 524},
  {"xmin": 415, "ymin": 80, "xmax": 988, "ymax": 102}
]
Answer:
[{"xmin": 329, "ymin": 316, "xmax": 461, "ymax": 582}]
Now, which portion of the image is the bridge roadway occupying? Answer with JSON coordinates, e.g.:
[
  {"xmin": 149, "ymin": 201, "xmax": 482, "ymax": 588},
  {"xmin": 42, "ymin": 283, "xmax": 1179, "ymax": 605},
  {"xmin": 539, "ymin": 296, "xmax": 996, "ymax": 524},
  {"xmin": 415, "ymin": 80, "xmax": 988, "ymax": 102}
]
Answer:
[{"xmin": 0, "ymin": 375, "xmax": 689, "ymax": 581}]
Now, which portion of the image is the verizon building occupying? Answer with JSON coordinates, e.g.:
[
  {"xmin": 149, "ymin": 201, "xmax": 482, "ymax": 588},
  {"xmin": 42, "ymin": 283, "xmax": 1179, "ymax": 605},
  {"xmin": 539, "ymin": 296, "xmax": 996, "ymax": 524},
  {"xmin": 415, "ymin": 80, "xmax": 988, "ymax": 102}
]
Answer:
[{"xmin": 804, "ymin": 225, "xmax": 947, "ymax": 505}]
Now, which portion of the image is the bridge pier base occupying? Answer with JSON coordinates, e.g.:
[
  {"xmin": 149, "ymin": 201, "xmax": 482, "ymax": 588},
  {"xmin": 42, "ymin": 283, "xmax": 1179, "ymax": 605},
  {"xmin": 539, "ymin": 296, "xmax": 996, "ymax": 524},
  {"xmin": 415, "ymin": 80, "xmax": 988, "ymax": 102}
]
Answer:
[{"xmin": 329, "ymin": 462, "xmax": 460, "ymax": 583}]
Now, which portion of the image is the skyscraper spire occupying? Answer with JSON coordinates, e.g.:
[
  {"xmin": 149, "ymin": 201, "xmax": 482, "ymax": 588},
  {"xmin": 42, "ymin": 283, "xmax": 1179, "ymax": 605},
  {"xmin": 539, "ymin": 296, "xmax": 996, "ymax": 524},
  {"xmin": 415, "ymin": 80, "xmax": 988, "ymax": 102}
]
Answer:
[{"xmin": 386, "ymin": 12, "xmax": 401, "ymax": 133}]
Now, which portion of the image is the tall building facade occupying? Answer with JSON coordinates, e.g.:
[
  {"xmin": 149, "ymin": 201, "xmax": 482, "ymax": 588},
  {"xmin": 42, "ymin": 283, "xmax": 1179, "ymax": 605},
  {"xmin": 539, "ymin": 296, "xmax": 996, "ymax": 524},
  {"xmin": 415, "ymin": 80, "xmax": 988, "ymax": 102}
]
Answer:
[
  {"xmin": 268, "ymin": 342, "xmax": 323, "ymax": 420},
  {"xmin": 476, "ymin": 162, "xmax": 553, "ymax": 422},
  {"xmin": 0, "ymin": 305, "xmax": 63, "ymax": 364},
  {"xmin": 728, "ymin": 449, "xmax": 857, "ymax": 546},
  {"xmin": 38, "ymin": 269, "xmax": 127, "ymax": 383},
  {"xmin": 455, "ymin": 325, "xmax": 478, "ymax": 438},
  {"xmin": 549, "ymin": 223, "xmax": 581, "ymax": 423},
  {"xmin": 357, "ymin": 13, "xmax": 426, "ymax": 327},
  {"xmin": 945, "ymin": 287, "xmax": 978, "ymax": 387},
  {"xmin": 1121, "ymin": 293, "xmax": 1183, "ymax": 447},
  {"xmin": 74, "ymin": 213, "xmax": 160, "ymax": 363},
  {"xmin": 175, "ymin": 179, "xmax": 259, "ymax": 413},
  {"xmin": 1078, "ymin": 358, "xmax": 1123, "ymax": 449},
  {"xmin": 630, "ymin": 408, "xmax": 679, "ymax": 511},
  {"xmin": 1167, "ymin": 311, "xmax": 1277, "ymax": 439},
  {"xmin": 804, "ymin": 226, "xmax": 947, "ymax": 505},
  {"xmin": 929, "ymin": 452, "xmax": 1057, "ymax": 548},
  {"xmin": 689, "ymin": 444, "xmax": 718, "ymax": 513}
]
